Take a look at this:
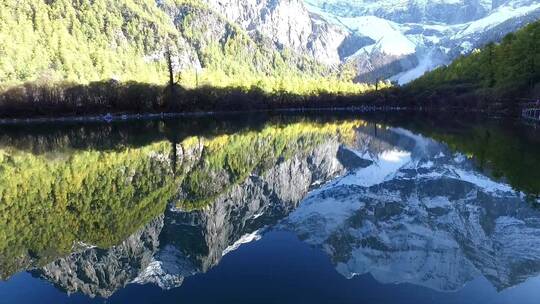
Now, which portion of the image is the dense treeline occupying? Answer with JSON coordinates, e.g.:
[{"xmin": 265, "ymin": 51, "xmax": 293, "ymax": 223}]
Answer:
[
  {"xmin": 0, "ymin": 0, "xmax": 174, "ymax": 84},
  {"xmin": 0, "ymin": 79, "xmax": 389, "ymax": 118},
  {"xmin": 403, "ymin": 20, "xmax": 540, "ymax": 109}
]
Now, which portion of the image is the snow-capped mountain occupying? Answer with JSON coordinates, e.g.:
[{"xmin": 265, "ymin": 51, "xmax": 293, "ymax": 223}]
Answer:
[
  {"xmin": 151, "ymin": 0, "xmax": 539, "ymax": 84},
  {"xmin": 303, "ymin": 0, "xmax": 540, "ymax": 83}
]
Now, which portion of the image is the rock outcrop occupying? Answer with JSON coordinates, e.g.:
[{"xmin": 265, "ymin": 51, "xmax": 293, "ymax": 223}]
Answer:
[
  {"xmin": 205, "ymin": 0, "xmax": 348, "ymax": 65},
  {"xmin": 33, "ymin": 216, "xmax": 164, "ymax": 298}
]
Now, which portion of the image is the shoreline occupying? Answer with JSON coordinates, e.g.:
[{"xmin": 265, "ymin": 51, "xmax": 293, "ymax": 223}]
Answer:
[
  {"xmin": 0, "ymin": 105, "xmax": 527, "ymax": 125},
  {"xmin": 0, "ymin": 106, "xmax": 408, "ymax": 125}
]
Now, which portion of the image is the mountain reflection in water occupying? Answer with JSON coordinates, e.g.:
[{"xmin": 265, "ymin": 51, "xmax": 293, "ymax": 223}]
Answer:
[
  {"xmin": 0, "ymin": 113, "xmax": 539, "ymax": 303},
  {"xmin": 286, "ymin": 126, "xmax": 540, "ymax": 292}
]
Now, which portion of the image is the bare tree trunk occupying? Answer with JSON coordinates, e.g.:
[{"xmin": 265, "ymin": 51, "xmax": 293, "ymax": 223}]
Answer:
[
  {"xmin": 166, "ymin": 45, "xmax": 174, "ymax": 89},
  {"xmin": 165, "ymin": 44, "xmax": 175, "ymax": 109}
]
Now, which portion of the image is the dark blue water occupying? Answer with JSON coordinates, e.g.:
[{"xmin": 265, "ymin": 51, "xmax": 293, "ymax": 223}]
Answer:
[{"xmin": 2, "ymin": 231, "xmax": 539, "ymax": 304}]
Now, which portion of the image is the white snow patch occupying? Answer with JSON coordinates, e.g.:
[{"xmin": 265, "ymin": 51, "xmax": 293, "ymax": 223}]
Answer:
[
  {"xmin": 342, "ymin": 16, "xmax": 416, "ymax": 57},
  {"xmin": 132, "ymin": 245, "xmax": 195, "ymax": 290},
  {"xmin": 391, "ymin": 53, "xmax": 439, "ymax": 85},
  {"xmin": 460, "ymin": 41, "xmax": 474, "ymax": 54},
  {"xmin": 338, "ymin": 149, "xmax": 411, "ymax": 187},
  {"xmin": 451, "ymin": 168, "xmax": 514, "ymax": 195},
  {"xmin": 222, "ymin": 230, "xmax": 262, "ymax": 256},
  {"xmin": 457, "ymin": 3, "xmax": 540, "ymax": 37}
]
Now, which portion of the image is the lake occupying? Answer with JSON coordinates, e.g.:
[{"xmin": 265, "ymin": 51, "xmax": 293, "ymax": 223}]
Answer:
[{"xmin": 0, "ymin": 112, "xmax": 539, "ymax": 304}]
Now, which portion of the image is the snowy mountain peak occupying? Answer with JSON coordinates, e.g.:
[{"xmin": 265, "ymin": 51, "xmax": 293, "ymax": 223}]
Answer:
[{"xmin": 303, "ymin": 0, "xmax": 540, "ymax": 83}]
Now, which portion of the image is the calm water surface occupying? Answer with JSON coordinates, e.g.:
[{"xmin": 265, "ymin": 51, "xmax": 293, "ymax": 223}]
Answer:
[{"xmin": 0, "ymin": 113, "xmax": 539, "ymax": 303}]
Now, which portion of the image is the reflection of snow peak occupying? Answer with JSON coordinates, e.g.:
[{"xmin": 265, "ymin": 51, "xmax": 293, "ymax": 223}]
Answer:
[
  {"xmin": 338, "ymin": 149, "xmax": 411, "ymax": 187},
  {"xmin": 284, "ymin": 126, "xmax": 540, "ymax": 293},
  {"xmin": 380, "ymin": 150, "xmax": 410, "ymax": 162},
  {"xmin": 132, "ymin": 245, "xmax": 196, "ymax": 290},
  {"xmin": 222, "ymin": 230, "xmax": 262, "ymax": 256}
]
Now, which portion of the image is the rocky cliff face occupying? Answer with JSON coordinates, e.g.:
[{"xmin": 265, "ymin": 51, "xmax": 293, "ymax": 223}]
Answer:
[
  {"xmin": 306, "ymin": 0, "xmax": 495, "ymax": 24},
  {"xmin": 32, "ymin": 216, "xmax": 164, "ymax": 298},
  {"xmin": 193, "ymin": 0, "xmax": 540, "ymax": 83},
  {"xmin": 152, "ymin": 0, "xmax": 334, "ymax": 78},
  {"xmin": 284, "ymin": 125, "xmax": 540, "ymax": 292},
  {"xmin": 205, "ymin": 0, "xmax": 347, "ymax": 66},
  {"xmin": 182, "ymin": 0, "xmax": 540, "ymax": 83}
]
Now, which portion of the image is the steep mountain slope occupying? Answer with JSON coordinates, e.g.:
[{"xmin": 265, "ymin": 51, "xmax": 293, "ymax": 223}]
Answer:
[
  {"xmin": 0, "ymin": 0, "xmax": 328, "ymax": 86},
  {"xmin": 205, "ymin": 0, "xmax": 348, "ymax": 66},
  {"xmin": 305, "ymin": 0, "xmax": 540, "ymax": 83}
]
